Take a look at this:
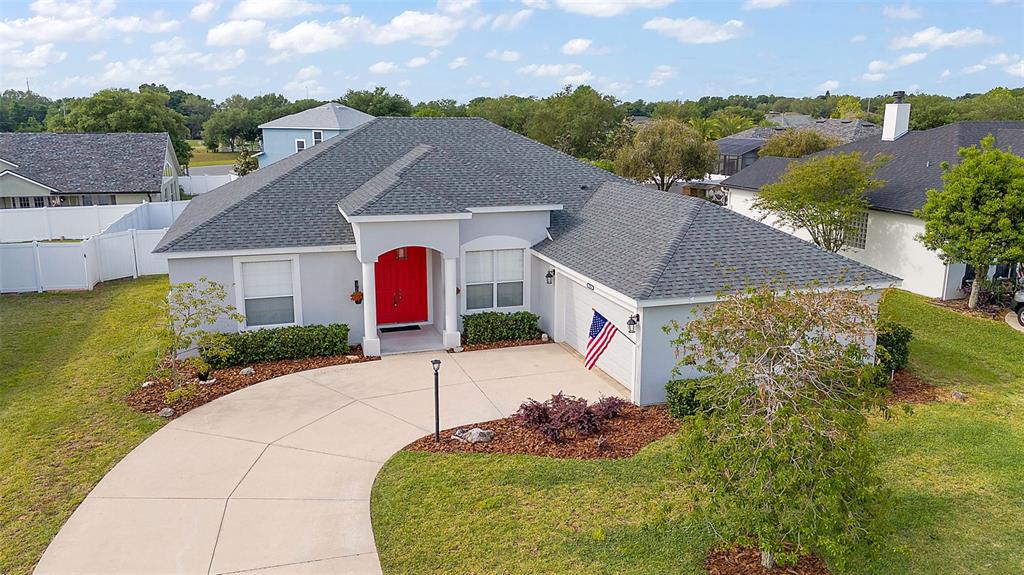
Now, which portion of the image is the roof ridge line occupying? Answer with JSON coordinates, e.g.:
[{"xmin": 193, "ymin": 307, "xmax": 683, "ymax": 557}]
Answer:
[
  {"xmin": 340, "ymin": 143, "xmax": 434, "ymax": 216},
  {"xmin": 159, "ymin": 119, "xmax": 382, "ymax": 252},
  {"xmin": 639, "ymin": 196, "xmax": 706, "ymax": 299}
]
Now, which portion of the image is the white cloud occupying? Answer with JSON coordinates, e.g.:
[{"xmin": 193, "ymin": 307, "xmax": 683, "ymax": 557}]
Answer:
[
  {"xmin": 429, "ymin": 49, "xmax": 441, "ymax": 58},
  {"xmin": 646, "ymin": 64, "xmax": 675, "ymax": 86},
  {"xmin": 554, "ymin": 0, "xmax": 672, "ymax": 17},
  {"xmin": 518, "ymin": 63, "xmax": 582, "ymax": 76},
  {"xmin": 1006, "ymin": 59, "xmax": 1024, "ymax": 78},
  {"xmin": 30, "ymin": 0, "xmax": 116, "ymax": 19},
  {"xmin": 407, "ymin": 56, "xmax": 430, "ymax": 68},
  {"xmin": 369, "ymin": 61, "xmax": 399, "ymax": 74},
  {"xmin": 522, "ymin": 0, "xmax": 549, "ymax": 8},
  {"xmin": 890, "ymin": 26, "xmax": 994, "ymax": 50},
  {"xmin": 882, "ymin": 4, "xmax": 922, "ymax": 19},
  {"xmin": 448, "ymin": 56, "xmax": 468, "ymax": 69},
  {"xmin": 230, "ymin": 0, "xmax": 324, "ymax": 20},
  {"xmin": 267, "ymin": 20, "xmax": 350, "ymax": 55},
  {"xmin": 491, "ymin": 9, "xmax": 532, "ymax": 30},
  {"xmin": 967, "ymin": 53, "xmax": 1024, "ymax": 78},
  {"xmin": 643, "ymin": 17, "xmax": 744, "ymax": 44},
  {"xmin": 939, "ymin": 68, "xmax": 951, "ymax": 80},
  {"xmin": 87, "ymin": 50, "xmax": 106, "ymax": 61},
  {"xmin": 438, "ymin": 0, "xmax": 477, "ymax": 14},
  {"xmin": 0, "ymin": 6, "xmax": 180, "ymax": 43},
  {"xmin": 982, "ymin": 53, "xmax": 1013, "ymax": 65},
  {"xmin": 561, "ymin": 38, "xmax": 591, "ymax": 55},
  {"xmin": 487, "ymin": 49, "xmax": 520, "ymax": 62},
  {"xmin": 369, "ymin": 11, "xmax": 464, "ymax": 46},
  {"xmin": 294, "ymin": 64, "xmax": 320, "ymax": 80},
  {"xmin": 563, "ymin": 70, "xmax": 593, "ymax": 84},
  {"xmin": 2, "ymin": 43, "xmax": 67, "ymax": 70},
  {"xmin": 962, "ymin": 63, "xmax": 987, "ymax": 74},
  {"xmin": 283, "ymin": 64, "xmax": 327, "ymax": 97},
  {"xmin": 153, "ymin": 36, "xmax": 188, "ymax": 53},
  {"xmin": 207, "ymin": 19, "xmax": 266, "ymax": 46},
  {"xmin": 816, "ymin": 79, "xmax": 839, "ymax": 92},
  {"xmin": 195, "ymin": 48, "xmax": 246, "ymax": 71},
  {"xmin": 743, "ymin": 0, "xmax": 789, "ymax": 9},
  {"xmin": 861, "ymin": 72, "xmax": 886, "ymax": 81},
  {"xmin": 190, "ymin": 1, "xmax": 219, "ymax": 21},
  {"xmin": 466, "ymin": 75, "xmax": 491, "ymax": 88},
  {"xmin": 867, "ymin": 51, "xmax": 927, "ymax": 73},
  {"xmin": 850, "ymin": 34, "xmax": 867, "ymax": 42}
]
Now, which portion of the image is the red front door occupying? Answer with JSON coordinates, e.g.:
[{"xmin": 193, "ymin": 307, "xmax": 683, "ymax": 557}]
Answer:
[{"xmin": 375, "ymin": 246, "xmax": 429, "ymax": 325}]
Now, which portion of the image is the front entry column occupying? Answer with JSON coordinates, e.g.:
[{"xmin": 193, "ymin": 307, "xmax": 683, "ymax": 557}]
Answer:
[
  {"xmin": 361, "ymin": 261, "xmax": 381, "ymax": 356},
  {"xmin": 442, "ymin": 256, "xmax": 461, "ymax": 348}
]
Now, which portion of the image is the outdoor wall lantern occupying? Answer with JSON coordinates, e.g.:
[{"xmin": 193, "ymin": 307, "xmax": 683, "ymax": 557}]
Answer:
[
  {"xmin": 545, "ymin": 269, "xmax": 555, "ymax": 285},
  {"xmin": 626, "ymin": 314, "xmax": 640, "ymax": 334}
]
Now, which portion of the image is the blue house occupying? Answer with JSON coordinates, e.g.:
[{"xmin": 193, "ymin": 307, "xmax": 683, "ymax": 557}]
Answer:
[{"xmin": 256, "ymin": 103, "xmax": 374, "ymax": 167}]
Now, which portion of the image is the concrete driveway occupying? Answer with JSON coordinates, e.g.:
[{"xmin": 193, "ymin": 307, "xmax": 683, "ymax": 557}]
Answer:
[
  {"xmin": 34, "ymin": 344, "xmax": 626, "ymax": 575},
  {"xmin": 1006, "ymin": 311, "xmax": 1024, "ymax": 334}
]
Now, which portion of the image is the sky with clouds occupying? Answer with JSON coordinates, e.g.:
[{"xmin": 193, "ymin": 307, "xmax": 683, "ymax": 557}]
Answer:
[{"xmin": 2, "ymin": 0, "xmax": 1022, "ymax": 103}]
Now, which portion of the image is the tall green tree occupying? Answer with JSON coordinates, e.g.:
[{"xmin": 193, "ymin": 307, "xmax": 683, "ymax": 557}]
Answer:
[
  {"xmin": 753, "ymin": 152, "xmax": 889, "ymax": 252},
  {"xmin": 525, "ymin": 85, "xmax": 623, "ymax": 158},
  {"xmin": 48, "ymin": 89, "xmax": 192, "ymax": 166},
  {"xmin": 202, "ymin": 107, "xmax": 257, "ymax": 151},
  {"xmin": 831, "ymin": 95, "xmax": 864, "ymax": 119},
  {"xmin": 338, "ymin": 87, "xmax": 412, "ymax": 116},
  {"xmin": 614, "ymin": 118, "xmax": 717, "ymax": 190},
  {"xmin": 465, "ymin": 95, "xmax": 537, "ymax": 133},
  {"xmin": 0, "ymin": 90, "xmax": 53, "ymax": 132},
  {"xmin": 917, "ymin": 134, "xmax": 1024, "ymax": 308},
  {"xmin": 666, "ymin": 281, "xmax": 887, "ymax": 569},
  {"xmin": 413, "ymin": 99, "xmax": 467, "ymax": 117},
  {"xmin": 758, "ymin": 130, "xmax": 839, "ymax": 158}
]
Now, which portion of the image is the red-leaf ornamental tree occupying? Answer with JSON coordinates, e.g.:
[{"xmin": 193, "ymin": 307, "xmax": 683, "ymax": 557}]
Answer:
[
  {"xmin": 665, "ymin": 280, "xmax": 889, "ymax": 570},
  {"xmin": 917, "ymin": 134, "xmax": 1024, "ymax": 309}
]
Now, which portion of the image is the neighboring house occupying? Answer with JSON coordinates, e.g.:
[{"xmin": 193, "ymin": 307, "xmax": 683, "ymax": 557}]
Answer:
[
  {"xmin": 156, "ymin": 117, "xmax": 895, "ymax": 405},
  {"xmin": 721, "ymin": 96, "xmax": 1024, "ymax": 300},
  {"xmin": 256, "ymin": 102, "xmax": 374, "ymax": 167},
  {"xmin": 0, "ymin": 132, "xmax": 180, "ymax": 209},
  {"xmin": 764, "ymin": 111, "xmax": 814, "ymax": 127},
  {"xmin": 714, "ymin": 119, "xmax": 881, "ymax": 177}
]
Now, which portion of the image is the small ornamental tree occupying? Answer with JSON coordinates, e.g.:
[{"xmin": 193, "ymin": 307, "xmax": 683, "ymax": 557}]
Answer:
[
  {"xmin": 917, "ymin": 135, "xmax": 1024, "ymax": 308},
  {"xmin": 758, "ymin": 130, "xmax": 839, "ymax": 158},
  {"xmin": 754, "ymin": 152, "xmax": 889, "ymax": 252},
  {"xmin": 614, "ymin": 118, "xmax": 717, "ymax": 190},
  {"xmin": 665, "ymin": 281, "xmax": 888, "ymax": 569},
  {"xmin": 164, "ymin": 277, "xmax": 245, "ymax": 386},
  {"xmin": 234, "ymin": 145, "xmax": 259, "ymax": 176}
]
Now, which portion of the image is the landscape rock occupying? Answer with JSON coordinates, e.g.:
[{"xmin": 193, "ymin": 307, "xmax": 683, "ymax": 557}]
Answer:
[
  {"xmin": 199, "ymin": 378, "xmax": 217, "ymax": 385},
  {"xmin": 346, "ymin": 355, "xmax": 359, "ymax": 361},
  {"xmin": 158, "ymin": 407, "xmax": 175, "ymax": 418},
  {"xmin": 951, "ymin": 390, "xmax": 968, "ymax": 402},
  {"xmin": 452, "ymin": 427, "xmax": 494, "ymax": 443},
  {"xmin": 239, "ymin": 367, "xmax": 255, "ymax": 376},
  {"xmin": 141, "ymin": 381, "xmax": 154, "ymax": 388},
  {"xmin": 541, "ymin": 333, "xmax": 549, "ymax": 342},
  {"xmin": 452, "ymin": 346, "xmax": 464, "ymax": 353}
]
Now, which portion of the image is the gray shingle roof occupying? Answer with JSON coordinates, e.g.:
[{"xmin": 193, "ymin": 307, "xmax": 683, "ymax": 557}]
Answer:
[
  {"xmin": 727, "ymin": 118, "xmax": 881, "ymax": 145},
  {"xmin": 716, "ymin": 137, "xmax": 764, "ymax": 156},
  {"xmin": 0, "ymin": 132, "xmax": 171, "ymax": 195},
  {"xmin": 258, "ymin": 103, "xmax": 375, "ymax": 130},
  {"xmin": 534, "ymin": 182, "xmax": 896, "ymax": 300},
  {"xmin": 722, "ymin": 121, "xmax": 1024, "ymax": 214},
  {"xmin": 158, "ymin": 116, "xmax": 896, "ymax": 300}
]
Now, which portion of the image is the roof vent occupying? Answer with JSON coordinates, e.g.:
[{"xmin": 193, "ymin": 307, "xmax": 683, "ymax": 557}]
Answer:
[{"xmin": 580, "ymin": 184, "xmax": 589, "ymax": 190}]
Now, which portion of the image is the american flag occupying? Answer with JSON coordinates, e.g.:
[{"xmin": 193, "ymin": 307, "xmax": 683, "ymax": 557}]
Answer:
[{"xmin": 584, "ymin": 310, "xmax": 617, "ymax": 370}]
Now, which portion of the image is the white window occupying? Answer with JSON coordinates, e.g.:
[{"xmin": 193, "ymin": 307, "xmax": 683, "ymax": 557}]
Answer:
[
  {"xmin": 238, "ymin": 258, "xmax": 299, "ymax": 328},
  {"xmin": 81, "ymin": 195, "xmax": 93, "ymax": 206},
  {"xmin": 16, "ymin": 197, "xmax": 30, "ymax": 208},
  {"xmin": 847, "ymin": 211, "xmax": 869, "ymax": 250},
  {"xmin": 465, "ymin": 249, "xmax": 525, "ymax": 310},
  {"xmin": 33, "ymin": 196, "xmax": 45, "ymax": 208},
  {"xmin": 295, "ymin": 139, "xmax": 306, "ymax": 153},
  {"xmin": 312, "ymin": 130, "xmax": 323, "ymax": 145}
]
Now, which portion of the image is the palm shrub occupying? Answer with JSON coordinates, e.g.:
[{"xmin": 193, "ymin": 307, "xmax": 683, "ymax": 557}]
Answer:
[{"xmin": 665, "ymin": 281, "xmax": 889, "ymax": 569}]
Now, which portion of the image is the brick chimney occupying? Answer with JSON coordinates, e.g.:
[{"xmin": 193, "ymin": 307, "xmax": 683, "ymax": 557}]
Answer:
[{"xmin": 882, "ymin": 90, "xmax": 910, "ymax": 141}]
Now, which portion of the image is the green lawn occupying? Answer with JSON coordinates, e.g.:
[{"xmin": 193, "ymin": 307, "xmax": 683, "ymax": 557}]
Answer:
[
  {"xmin": 371, "ymin": 290, "xmax": 1024, "ymax": 574},
  {"xmin": 0, "ymin": 277, "xmax": 169, "ymax": 575},
  {"xmin": 187, "ymin": 139, "xmax": 239, "ymax": 167}
]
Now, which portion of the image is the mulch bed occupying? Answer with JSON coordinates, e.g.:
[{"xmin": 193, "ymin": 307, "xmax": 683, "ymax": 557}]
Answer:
[
  {"xmin": 406, "ymin": 403, "xmax": 679, "ymax": 459},
  {"xmin": 125, "ymin": 347, "xmax": 377, "ymax": 419},
  {"xmin": 930, "ymin": 298, "xmax": 1009, "ymax": 321},
  {"xmin": 886, "ymin": 369, "xmax": 943, "ymax": 404},
  {"xmin": 450, "ymin": 338, "xmax": 550, "ymax": 353},
  {"xmin": 706, "ymin": 547, "xmax": 830, "ymax": 575}
]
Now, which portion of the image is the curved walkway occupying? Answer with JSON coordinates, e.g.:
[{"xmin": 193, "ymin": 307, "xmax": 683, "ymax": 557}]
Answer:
[
  {"xmin": 34, "ymin": 344, "xmax": 626, "ymax": 575},
  {"xmin": 1007, "ymin": 311, "xmax": 1024, "ymax": 334}
]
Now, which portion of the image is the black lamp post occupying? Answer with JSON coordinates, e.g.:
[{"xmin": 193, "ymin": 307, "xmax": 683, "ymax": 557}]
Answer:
[{"xmin": 431, "ymin": 358, "xmax": 441, "ymax": 442}]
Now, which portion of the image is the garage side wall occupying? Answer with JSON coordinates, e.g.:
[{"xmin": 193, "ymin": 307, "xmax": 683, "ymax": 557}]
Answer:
[
  {"xmin": 530, "ymin": 254, "xmax": 556, "ymax": 336},
  {"xmin": 636, "ymin": 303, "xmax": 706, "ymax": 405}
]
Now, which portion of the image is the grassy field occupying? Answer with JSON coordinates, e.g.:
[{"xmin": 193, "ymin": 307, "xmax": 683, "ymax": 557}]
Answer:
[
  {"xmin": 187, "ymin": 139, "xmax": 238, "ymax": 167},
  {"xmin": 372, "ymin": 290, "xmax": 1024, "ymax": 574},
  {"xmin": 0, "ymin": 277, "xmax": 169, "ymax": 575}
]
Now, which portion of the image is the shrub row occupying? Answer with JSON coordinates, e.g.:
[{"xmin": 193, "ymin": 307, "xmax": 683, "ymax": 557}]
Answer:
[
  {"xmin": 203, "ymin": 323, "xmax": 349, "ymax": 369},
  {"xmin": 462, "ymin": 311, "xmax": 541, "ymax": 345}
]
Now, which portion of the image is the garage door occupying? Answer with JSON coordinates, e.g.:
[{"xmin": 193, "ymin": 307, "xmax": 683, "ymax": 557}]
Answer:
[{"xmin": 562, "ymin": 277, "xmax": 636, "ymax": 391}]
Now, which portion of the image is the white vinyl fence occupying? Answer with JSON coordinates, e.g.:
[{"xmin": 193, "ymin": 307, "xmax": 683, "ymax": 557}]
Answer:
[
  {"xmin": 0, "ymin": 201, "xmax": 189, "ymax": 293},
  {"xmin": 179, "ymin": 174, "xmax": 237, "ymax": 195},
  {"xmin": 0, "ymin": 204, "xmax": 138, "ymax": 243}
]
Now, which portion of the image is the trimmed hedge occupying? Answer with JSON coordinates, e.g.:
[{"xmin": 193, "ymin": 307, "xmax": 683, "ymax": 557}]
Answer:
[
  {"xmin": 875, "ymin": 321, "xmax": 913, "ymax": 374},
  {"xmin": 665, "ymin": 377, "xmax": 711, "ymax": 420},
  {"xmin": 204, "ymin": 323, "xmax": 349, "ymax": 369},
  {"xmin": 462, "ymin": 311, "xmax": 541, "ymax": 345}
]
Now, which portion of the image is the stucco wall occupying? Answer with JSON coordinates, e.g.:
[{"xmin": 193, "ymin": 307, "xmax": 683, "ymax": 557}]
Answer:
[
  {"xmin": 726, "ymin": 187, "xmax": 952, "ymax": 299},
  {"xmin": 636, "ymin": 303, "xmax": 704, "ymax": 405},
  {"xmin": 530, "ymin": 254, "xmax": 556, "ymax": 336},
  {"xmin": 0, "ymin": 173, "xmax": 51, "ymax": 197},
  {"xmin": 459, "ymin": 211, "xmax": 551, "ymax": 246},
  {"xmin": 166, "ymin": 249, "xmax": 364, "ymax": 344},
  {"xmin": 258, "ymin": 128, "xmax": 343, "ymax": 167}
]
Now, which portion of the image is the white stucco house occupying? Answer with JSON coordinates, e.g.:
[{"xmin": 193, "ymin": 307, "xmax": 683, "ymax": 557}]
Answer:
[
  {"xmin": 156, "ymin": 117, "xmax": 895, "ymax": 405},
  {"xmin": 256, "ymin": 102, "xmax": 374, "ymax": 168},
  {"xmin": 0, "ymin": 132, "xmax": 180, "ymax": 209},
  {"xmin": 721, "ymin": 97, "xmax": 1024, "ymax": 300}
]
